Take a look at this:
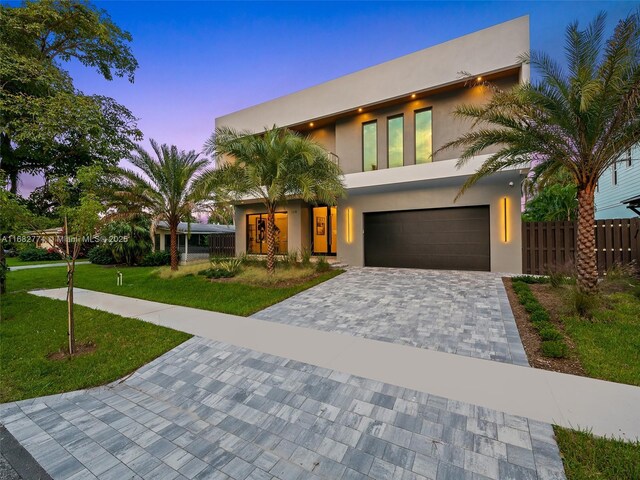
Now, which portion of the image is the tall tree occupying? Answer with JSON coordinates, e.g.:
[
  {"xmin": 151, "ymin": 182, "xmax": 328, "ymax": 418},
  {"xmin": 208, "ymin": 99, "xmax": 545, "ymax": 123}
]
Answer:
[
  {"xmin": 0, "ymin": 0, "xmax": 140, "ymax": 193},
  {"xmin": 198, "ymin": 126, "xmax": 346, "ymax": 274},
  {"xmin": 522, "ymin": 183, "xmax": 578, "ymax": 222},
  {"xmin": 108, "ymin": 140, "xmax": 209, "ymax": 271},
  {"xmin": 440, "ymin": 11, "xmax": 640, "ymax": 293}
]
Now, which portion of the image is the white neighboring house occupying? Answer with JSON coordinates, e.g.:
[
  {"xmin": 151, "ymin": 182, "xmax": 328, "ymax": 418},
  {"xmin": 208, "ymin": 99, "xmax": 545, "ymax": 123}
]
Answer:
[
  {"xmin": 154, "ymin": 222, "xmax": 235, "ymax": 263},
  {"xmin": 595, "ymin": 145, "xmax": 640, "ymax": 219}
]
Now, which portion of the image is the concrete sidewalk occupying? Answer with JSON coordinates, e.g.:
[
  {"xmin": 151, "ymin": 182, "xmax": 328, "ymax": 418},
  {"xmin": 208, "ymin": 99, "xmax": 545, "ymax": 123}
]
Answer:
[
  {"xmin": 31, "ymin": 288, "xmax": 640, "ymax": 441},
  {"xmin": 9, "ymin": 261, "xmax": 89, "ymax": 271}
]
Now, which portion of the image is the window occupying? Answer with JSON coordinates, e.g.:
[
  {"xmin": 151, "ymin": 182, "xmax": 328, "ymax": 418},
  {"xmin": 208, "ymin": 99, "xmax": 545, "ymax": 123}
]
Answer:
[
  {"xmin": 362, "ymin": 121, "xmax": 377, "ymax": 171},
  {"xmin": 613, "ymin": 161, "xmax": 618, "ymax": 185},
  {"xmin": 188, "ymin": 233, "xmax": 209, "ymax": 253},
  {"xmin": 246, "ymin": 213, "xmax": 288, "ymax": 254},
  {"xmin": 387, "ymin": 115, "xmax": 404, "ymax": 168},
  {"xmin": 627, "ymin": 149, "xmax": 632, "ymax": 167},
  {"xmin": 415, "ymin": 109, "xmax": 433, "ymax": 164}
]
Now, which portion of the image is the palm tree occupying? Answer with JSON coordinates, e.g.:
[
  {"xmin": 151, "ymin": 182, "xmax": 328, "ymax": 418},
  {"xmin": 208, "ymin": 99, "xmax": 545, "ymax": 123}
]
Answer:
[
  {"xmin": 440, "ymin": 11, "xmax": 639, "ymax": 293},
  {"xmin": 198, "ymin": 126, "xmax": 345, "ymax": 274},
  {"xmin": 110, "ymin": 140, "xmax": 209, "ymax": 270}
]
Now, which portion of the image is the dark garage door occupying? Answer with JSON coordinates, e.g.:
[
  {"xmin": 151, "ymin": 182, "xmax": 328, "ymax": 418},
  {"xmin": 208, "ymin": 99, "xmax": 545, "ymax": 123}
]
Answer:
[{"xmin": 364, "ymin": 206, "xmax": 491, "ymax": 271}]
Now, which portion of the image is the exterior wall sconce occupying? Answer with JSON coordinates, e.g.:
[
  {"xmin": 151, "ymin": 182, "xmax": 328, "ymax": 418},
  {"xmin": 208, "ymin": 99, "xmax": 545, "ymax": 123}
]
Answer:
[
  {"xmin": 503, "ymin": 196, "xmax": 509, "ymax": 243},
  {"xmin": 346, "ymin": 207, "xmax": 353, "ymax": 244}
]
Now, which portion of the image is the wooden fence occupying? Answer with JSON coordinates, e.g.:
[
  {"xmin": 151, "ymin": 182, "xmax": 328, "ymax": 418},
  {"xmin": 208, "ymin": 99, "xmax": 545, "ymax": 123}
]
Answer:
[
  {"xmin": 522, "ymin": 218, "xmax": 640, "ymax": 275},
  {"xmin": 209, "ymin": 233, "xmax": 235, "ymax": 257}
]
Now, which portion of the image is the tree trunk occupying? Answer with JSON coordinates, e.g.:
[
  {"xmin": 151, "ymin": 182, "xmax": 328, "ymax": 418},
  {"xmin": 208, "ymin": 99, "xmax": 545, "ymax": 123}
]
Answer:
[
  {"xmin": 575, "ymin": 187, "xmax": 598, "ymax": 293},
  {"xmin": 170, "ymin": 222, "xmax": 179, "ymax": 271},
  {"xmin": 266, "ymin": 209, "xmax": 276, "ymax": 275},
  {"xmin": 0, "ymin": 245, "xmax": 6, "ymax": 295},
  {"xmin": 0, "ymin": 133, "xmax": 19, "ymax": 194},
  {"xmin": 63, "ymin": 215, "xmax": 75, "ymax": 354},
  {"xmin": 66, "ymin": 265, "xmax": 76, "ymax": 354}
]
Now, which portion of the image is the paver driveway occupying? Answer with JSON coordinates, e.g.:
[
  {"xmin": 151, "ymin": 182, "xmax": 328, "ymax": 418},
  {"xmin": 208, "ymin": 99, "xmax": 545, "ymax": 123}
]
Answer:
[
  {"xmin": 253, "ymin": 268, "xmax": 528, "ymax": 366},
  {"xmin": 1, "ymin": 337, "xmax": 565, "ymax": 480}
]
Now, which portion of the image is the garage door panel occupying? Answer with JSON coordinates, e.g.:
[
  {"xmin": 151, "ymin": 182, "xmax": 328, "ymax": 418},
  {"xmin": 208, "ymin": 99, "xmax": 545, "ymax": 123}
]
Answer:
[{"xmin": 364, "ymin": 206, "xmax": 491, "ymax": 271}]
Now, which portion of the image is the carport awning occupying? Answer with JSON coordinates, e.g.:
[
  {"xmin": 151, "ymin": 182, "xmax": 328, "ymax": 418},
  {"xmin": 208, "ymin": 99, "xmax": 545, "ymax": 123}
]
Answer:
[{"xmin": 622, "ymin": 195, "xmax": 640, "ymax": 215}]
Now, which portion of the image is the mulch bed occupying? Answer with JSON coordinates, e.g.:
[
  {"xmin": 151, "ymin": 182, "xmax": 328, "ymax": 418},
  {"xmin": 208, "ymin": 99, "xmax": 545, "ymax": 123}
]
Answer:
[{"xmin": 502, "ymin": 278, "xmax": 586, "ymax": 376}]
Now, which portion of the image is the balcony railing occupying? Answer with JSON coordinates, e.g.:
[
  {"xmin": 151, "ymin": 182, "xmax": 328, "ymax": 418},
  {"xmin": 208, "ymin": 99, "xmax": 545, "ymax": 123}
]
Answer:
[{"xmin": 327, "ymin": 152, "xmax": 339, "ymax": 166}]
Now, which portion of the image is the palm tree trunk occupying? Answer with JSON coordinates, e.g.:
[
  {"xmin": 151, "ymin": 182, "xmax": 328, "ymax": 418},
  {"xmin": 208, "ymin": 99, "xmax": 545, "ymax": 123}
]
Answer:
[
  {"xmin": 575, "ymin": 186, "xmax": 598, "ymax": 293},
  {"xmin": 170, "ymin": 222, "xmax": 179, "ymax": 271},
  {"xmin": 266, "ymin": 209, "xmax": 276, "ymax": 275}
]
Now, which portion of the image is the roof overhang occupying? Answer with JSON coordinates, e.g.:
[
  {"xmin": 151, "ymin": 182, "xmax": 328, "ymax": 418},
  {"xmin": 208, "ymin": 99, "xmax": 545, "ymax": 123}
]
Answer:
[
  {"xmin": 344, "ymin": 155, "xmax": 529, "ymax": 194},
  {"xmin": 216, "ymin": 16, "xmax": 530, "ymax": 132},
  {"xmin": 622, "ymin": 194, "xmax": 640, "ymax": 215}
]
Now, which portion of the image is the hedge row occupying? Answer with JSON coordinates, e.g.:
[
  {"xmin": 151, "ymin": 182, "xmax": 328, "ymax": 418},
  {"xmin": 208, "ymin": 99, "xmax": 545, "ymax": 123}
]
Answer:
[{"xmin": 511, "ymin": 279, "xmax": 569, "ymax": 358}]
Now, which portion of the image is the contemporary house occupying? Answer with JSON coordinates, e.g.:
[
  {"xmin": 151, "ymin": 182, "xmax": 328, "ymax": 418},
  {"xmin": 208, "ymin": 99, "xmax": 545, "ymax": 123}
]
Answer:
[
  {"xmin": 595, "ymin": 144, "xmax": 640, "ymax": 219},
  {"xmin": 154, "ymin": 221, "xmax": 235, "ymax": 263},
  {"xmin": 216, "ymin": 17, "xmax": 530, "ymax": 273}
]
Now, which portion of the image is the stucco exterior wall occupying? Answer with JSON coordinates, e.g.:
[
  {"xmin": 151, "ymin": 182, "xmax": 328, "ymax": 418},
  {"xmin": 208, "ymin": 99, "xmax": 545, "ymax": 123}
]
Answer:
[
  {"xmin": 334, "ymin": 76, "xmax": 518, "ymax": 174},
  {"xmin": 308, "ymin": 124, "xmax": 336, "ymax": 154},
  {"xmin": 336, "ymin": 171, "xmax": 523, "ymax": 273}
]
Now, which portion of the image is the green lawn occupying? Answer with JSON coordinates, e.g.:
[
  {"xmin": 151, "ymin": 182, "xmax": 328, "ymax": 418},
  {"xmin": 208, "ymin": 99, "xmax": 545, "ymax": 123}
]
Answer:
[
  {"xmin": 6, "ymin": 257, "xmax": 71, "ymax": 267},
  {"xmin": 562, "ymin": 289, "xmax": 640, "ymax": 386},
  {"xmin": 6, "ymin": 263, "xmax": 343, "ymax": 316},
  {"xmin": 555, "ymin": 426, "xmax": 640, "ymax": 479},
  {"xmin": 0, "ymin": 292, "xmax": 191, "ymax": 403}
]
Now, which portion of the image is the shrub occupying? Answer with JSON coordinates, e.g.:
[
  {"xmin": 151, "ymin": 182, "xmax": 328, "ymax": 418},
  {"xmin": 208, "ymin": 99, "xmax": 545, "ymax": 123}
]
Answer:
[
  {"xmin": 605, "ymin": 262, "xmax": 638, "ymax": 281},
  {"xmin": 280, "ymin": 250, "xmax": 299, "ymax": 267},
  {"xmin": 541, "ymin": 340, "xmax": 568, "ymax": 358},
  {"xmin": 88, "ymin": 245, "xmax": 115, "ymax": 265},
  {"xmin": 512, "ymin": 275, "xmax": 548, "ymax": 284},
  {"xmin": 530, "ymin": 309, "xmax": 550, "ymax": 323},
  {"xmin": 18, "ymin": 247, "xmax": 60, "ymax": 262},
  {"xmin": 547, "ymin": 270, "xmax": 566, "ymax": 288},
  {"xmin": 569, "ymin": 287, "xmax": 599, "ymax": 318},
  {"xmin": 199, "ymin": 268, "xmax": 235, "ymax": 279},
  {"xmin": 315, "ymin": 256, "xmax": 331, "ymax": 273},
  {"xmin": 539, "ymin": 326, "xmax": 563, "ymax": 342},
  {"xmin": 141, "ymin": 250, "xmax": 172, "ymax": 266},
  {"xmin": 200, "ymin": 257, "xmax": 242, "ymax": 279},
  {"xmin": 300, "ymin": 247, "xmax": 312, "ymax": 266},
  {"xmin": 523, "ymin": 300, "xmax": 542, "ymax": 314}
]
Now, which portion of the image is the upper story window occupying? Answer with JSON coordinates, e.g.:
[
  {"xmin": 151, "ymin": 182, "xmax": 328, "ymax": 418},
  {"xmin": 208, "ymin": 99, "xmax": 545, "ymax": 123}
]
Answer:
[
  {"xmin": 613, "ymin": 160, "xmax": 618, "ymax": 185},
  {"xmin": 415, "ymin": 108, "xmax": 433, "ymax": 164},
  {"xmin": 362, "ymin": 121, "xmax": 377, "ymax": 171},
  {"xmin": 387, "ymin": 115, "xmax": 404, "ymax": 168},
  {"xmin": 627, "ymin": 148, "xmax": 632, "ymax": 167}
]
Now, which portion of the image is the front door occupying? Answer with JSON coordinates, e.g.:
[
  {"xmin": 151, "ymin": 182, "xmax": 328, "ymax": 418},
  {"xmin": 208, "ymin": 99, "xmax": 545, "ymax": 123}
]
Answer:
[{"xmin": 312, "ymin": 206, "xmax": 337, "ymax": 255}]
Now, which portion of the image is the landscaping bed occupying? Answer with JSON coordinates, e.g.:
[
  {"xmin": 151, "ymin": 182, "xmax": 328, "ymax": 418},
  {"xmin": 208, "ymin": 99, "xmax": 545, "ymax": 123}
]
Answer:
[
  {"xmin": 504, "ymin": 272, "xmax": 640, "ymax": 386},
  {"xmin": 503, "ymin": 277, "xmax": 585, "ymax": 376}
]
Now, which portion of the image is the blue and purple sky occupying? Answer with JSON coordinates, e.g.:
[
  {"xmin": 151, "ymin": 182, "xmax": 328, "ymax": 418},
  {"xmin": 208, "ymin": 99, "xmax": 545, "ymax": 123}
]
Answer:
[{"xmin": 17, "ymin": 0, "xmax": 638, "ymax": 195}]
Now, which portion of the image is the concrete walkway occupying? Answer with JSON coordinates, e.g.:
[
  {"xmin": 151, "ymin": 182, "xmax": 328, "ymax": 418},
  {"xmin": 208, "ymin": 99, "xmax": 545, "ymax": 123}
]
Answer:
[
  {"xmin": 9, "ymin": 261, "xmax": 89, "ymax": 271},
  {"xmin": 31, "ymin": 288, "xmax": 640, "ymax": 441},
  {"xmin": 2, "ymin": 337, "xmax": 566, "ymax": 480}
]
